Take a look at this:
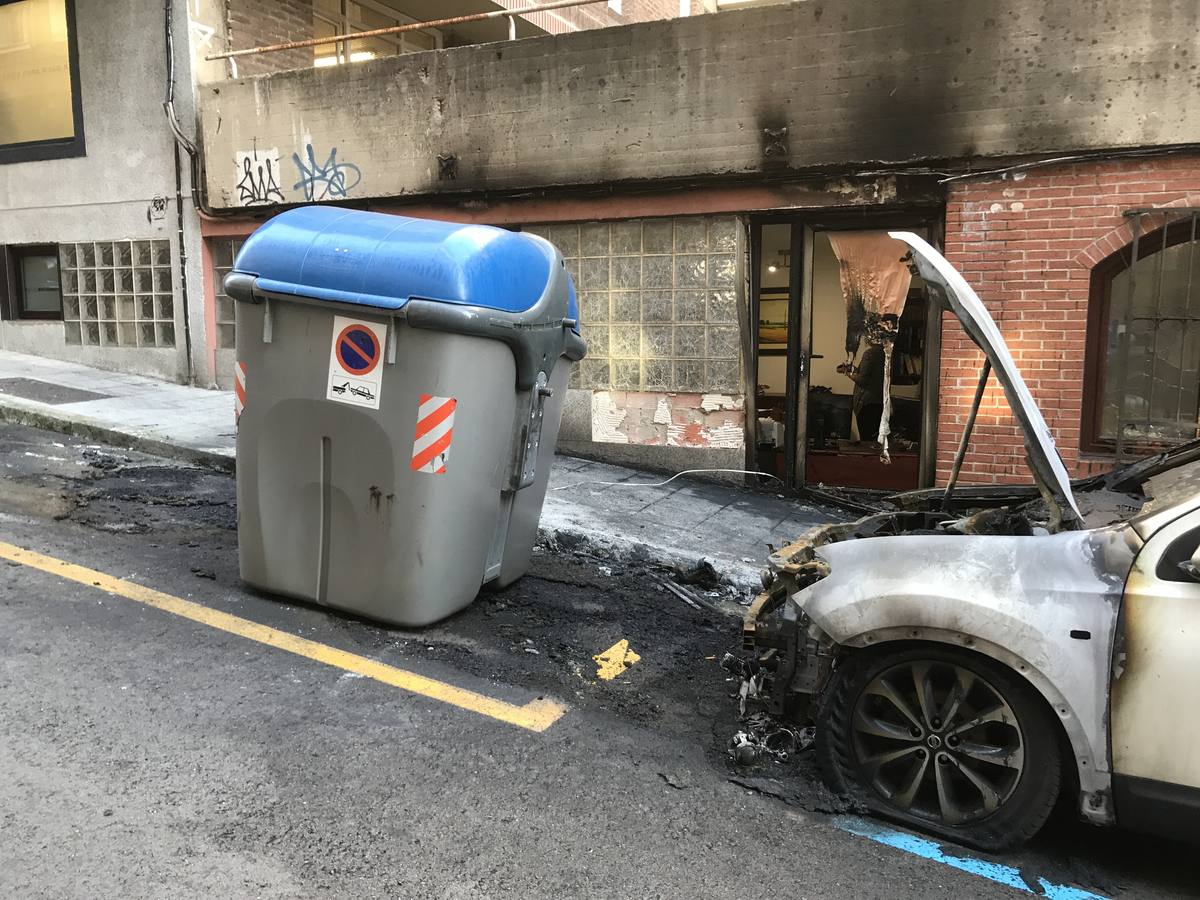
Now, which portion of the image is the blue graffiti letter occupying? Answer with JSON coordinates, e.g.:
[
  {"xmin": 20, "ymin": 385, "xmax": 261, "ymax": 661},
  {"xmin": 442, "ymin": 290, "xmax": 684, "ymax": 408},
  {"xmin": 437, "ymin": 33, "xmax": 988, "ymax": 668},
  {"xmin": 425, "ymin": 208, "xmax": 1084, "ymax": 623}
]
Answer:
[{"xmin": 292, "ymin": 144, "xmax": 362, "ymax": 201}]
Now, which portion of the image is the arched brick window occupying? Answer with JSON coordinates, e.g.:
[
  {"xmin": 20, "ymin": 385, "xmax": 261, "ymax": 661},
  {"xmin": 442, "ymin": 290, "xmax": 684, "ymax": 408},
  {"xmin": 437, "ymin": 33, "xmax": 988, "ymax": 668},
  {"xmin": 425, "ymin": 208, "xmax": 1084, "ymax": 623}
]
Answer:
[{"xmin": 1083, "ymin": 215, "xmax": 1200, "ymax": 451}]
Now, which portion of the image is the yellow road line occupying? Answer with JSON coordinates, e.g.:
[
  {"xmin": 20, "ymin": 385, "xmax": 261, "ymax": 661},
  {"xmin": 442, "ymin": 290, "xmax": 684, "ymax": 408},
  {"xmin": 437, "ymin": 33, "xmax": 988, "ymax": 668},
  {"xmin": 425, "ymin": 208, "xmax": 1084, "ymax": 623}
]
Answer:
[{"xmin": 0, "ymin": 541, "xmax": 565, "ymax": 733}]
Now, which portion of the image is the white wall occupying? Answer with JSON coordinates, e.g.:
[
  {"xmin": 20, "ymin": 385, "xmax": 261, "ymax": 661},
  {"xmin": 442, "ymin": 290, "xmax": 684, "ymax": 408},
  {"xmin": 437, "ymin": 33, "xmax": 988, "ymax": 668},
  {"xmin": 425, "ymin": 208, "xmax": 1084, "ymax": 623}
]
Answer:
[{"xmin": 809, "ymin": 233, "xmax": 849, "ymax": 394}]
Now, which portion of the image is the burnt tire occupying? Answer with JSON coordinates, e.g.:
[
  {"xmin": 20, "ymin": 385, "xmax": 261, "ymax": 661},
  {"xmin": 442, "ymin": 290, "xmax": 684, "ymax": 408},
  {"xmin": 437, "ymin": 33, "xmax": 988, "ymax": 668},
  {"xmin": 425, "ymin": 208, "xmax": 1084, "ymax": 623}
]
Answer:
[{"xmin": 816, "ymin": 644, "xmax": 1062, "ymax": 851}]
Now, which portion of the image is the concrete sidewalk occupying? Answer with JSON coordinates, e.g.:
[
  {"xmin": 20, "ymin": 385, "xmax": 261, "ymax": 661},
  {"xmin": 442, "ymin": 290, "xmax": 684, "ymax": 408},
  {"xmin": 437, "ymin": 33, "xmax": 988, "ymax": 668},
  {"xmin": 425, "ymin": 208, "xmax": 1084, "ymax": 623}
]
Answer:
[
  {"xmin": 0, "ymin": 351, "xmax": 236, "ymax": 467},
  {"xmin": 0, "ymin": 350, "xmax": 843, "ymax": 586}
]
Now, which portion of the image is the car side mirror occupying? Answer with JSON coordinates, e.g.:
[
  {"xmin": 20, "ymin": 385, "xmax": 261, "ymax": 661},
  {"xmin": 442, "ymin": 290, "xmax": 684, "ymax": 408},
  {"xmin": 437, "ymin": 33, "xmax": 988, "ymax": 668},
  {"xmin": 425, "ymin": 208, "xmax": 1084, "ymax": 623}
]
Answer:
[{"xmin": 1178, "ymin": 545, "xmax": 1200, "ymax": 581}]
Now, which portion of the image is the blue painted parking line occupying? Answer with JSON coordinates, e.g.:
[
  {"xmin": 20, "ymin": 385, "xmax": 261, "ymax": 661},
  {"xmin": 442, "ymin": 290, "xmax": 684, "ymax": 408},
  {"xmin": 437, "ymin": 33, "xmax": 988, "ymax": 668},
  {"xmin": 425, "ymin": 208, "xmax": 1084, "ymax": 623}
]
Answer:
[{"xmin": 832, "ymin": 816, "xmax": 1109, "ymax": 899}]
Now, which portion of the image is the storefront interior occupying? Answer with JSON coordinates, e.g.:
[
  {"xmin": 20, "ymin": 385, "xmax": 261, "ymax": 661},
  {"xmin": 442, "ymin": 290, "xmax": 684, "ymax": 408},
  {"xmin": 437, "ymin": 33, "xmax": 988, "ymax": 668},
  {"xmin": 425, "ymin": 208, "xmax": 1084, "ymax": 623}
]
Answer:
[{"xmin": 752, "ymin": 221, "xmax": 935, "ymax": 491}]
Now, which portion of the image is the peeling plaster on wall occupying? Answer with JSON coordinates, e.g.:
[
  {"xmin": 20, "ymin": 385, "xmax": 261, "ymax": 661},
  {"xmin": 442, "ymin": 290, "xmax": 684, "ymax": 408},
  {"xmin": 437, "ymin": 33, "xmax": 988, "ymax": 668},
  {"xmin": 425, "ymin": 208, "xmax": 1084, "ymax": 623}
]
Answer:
[
  {"xmin": 667, "ymin": 423, "xmax": 706, "ymax": 447},
  {"xmin": 828, "ymin": 176, "xmax": 897, "ymax": 205},
  {"xmin": 653, "ymin": 396, "xmax": 671, "ymax": 425},
  {"xmin": 591, "ymin": 391, "xmax": 630, "ymax": 444},
  {"xmin": 588, "ymin": 391, "xmax": 744, "ymax": 448},
  {"xmin": 707, "ymin": 421, "xmax": 744, "ymax": 448},
  {"xmin": 700, "ymin": 393, "xmax": 742, "ymax": 413},
  {"xmin": 592, "ymin": 391, "xmax": 746, "ymax": 448},
  {"xmin": 668, "ymin": 419, "xmax": 744, "ymax": 448}
]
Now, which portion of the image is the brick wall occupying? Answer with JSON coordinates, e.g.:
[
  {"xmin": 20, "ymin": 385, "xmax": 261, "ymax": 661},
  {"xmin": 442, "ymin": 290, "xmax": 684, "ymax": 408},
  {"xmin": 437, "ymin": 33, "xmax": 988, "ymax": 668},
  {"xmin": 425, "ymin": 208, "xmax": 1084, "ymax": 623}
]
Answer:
[
  {"xmin": 513, "ymin": 0, "xmax": 682, "ymax": 33},
  {"xmin": 624, "ymin": 0, "xmax": 683, "ymax": 22},
  {"xmin": 938, "ymin": 155, "xmax": 1200, "ymax": 485},
  {"xmin": 226, "ymin": 0, "xmax": 313, "ymax": 76}
]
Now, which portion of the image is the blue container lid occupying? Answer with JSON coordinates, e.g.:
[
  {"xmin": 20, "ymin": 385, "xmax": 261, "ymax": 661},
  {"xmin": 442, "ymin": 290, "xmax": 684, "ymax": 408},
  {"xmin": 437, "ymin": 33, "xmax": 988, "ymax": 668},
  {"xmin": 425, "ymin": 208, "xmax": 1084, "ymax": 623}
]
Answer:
[{"xmin": 232, "ymin": 206, "xmax": 576, "ymax": 320}]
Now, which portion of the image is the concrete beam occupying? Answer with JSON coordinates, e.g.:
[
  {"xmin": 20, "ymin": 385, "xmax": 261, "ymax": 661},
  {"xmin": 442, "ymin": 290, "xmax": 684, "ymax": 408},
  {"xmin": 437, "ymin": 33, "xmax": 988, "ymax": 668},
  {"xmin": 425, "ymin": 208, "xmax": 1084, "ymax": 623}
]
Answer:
[{"xmin": 199, "ymin": 0, "xmax": 1200, "ymax": 209}]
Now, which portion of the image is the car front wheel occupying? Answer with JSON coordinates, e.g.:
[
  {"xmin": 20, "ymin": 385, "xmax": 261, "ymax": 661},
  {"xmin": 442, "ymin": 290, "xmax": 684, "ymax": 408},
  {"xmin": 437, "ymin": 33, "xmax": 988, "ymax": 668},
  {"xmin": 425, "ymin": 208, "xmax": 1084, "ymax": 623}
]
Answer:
[{"xmin": 816, "ymin": 645, "xmax": 1062, "ymax": 850}]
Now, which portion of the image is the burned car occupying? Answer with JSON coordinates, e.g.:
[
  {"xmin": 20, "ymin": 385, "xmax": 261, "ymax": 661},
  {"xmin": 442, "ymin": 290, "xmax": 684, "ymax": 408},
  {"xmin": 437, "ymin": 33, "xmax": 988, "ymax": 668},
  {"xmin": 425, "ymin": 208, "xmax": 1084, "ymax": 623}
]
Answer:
[{"xmin": 740, "ymin": 233, "xmax": 1200, "ymax": 850}]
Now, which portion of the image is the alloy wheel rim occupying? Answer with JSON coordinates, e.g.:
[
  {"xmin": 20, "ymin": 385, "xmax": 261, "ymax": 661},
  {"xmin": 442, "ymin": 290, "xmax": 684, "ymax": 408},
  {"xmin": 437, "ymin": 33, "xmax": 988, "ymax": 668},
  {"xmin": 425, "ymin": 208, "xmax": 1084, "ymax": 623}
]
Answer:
[{"xmin": 849, "ymin": 660, "xmax": 1025, "ymax": 826}]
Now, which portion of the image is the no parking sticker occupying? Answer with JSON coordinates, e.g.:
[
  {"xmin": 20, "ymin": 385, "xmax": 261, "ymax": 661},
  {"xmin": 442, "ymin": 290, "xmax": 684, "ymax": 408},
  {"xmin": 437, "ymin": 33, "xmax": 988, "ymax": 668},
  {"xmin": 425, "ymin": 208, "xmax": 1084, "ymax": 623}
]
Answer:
[{"xmin": 327, "ymin": 315, "xmax": 387, "ymax": 409}]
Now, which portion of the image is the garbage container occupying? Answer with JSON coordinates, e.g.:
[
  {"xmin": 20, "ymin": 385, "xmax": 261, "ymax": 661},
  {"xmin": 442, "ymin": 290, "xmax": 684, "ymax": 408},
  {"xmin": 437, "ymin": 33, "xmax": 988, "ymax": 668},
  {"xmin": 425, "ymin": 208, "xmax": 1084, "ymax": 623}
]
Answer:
[{"xmin": 225, "ymin": 206, "xmax": 586, "ymax": 626}]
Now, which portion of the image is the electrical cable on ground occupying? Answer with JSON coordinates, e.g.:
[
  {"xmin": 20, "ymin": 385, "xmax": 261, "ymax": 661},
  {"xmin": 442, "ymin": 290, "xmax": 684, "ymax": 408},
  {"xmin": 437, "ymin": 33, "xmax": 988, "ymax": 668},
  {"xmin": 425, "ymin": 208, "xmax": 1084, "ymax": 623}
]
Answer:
[{"xmin": 549, "ymin": 468, "xmax": 782, "ymax": 491}]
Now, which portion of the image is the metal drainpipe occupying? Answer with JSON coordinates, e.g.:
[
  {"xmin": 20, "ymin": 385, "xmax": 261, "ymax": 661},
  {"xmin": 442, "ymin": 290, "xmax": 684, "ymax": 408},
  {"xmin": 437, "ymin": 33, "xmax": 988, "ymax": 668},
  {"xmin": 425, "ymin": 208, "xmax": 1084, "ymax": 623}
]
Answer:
[
  {"xmin": 164, "ymin": 0, "xmax": 195, "ymax": 385},
  {"xmin": 172, "ymin": 143, "xmax": 195, "ymax": 386}
]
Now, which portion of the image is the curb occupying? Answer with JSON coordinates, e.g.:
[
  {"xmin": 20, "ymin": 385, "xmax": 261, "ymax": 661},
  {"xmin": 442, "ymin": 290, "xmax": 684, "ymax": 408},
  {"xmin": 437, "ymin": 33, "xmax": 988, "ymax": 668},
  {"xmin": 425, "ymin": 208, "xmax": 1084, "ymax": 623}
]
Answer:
[
  {"xmin": 0, "ymin": 399, "xmax": 762, "ymax": 593},
  {"xmin": 0, "ymin": 402, "xmax": 236, "ymax": 473}
]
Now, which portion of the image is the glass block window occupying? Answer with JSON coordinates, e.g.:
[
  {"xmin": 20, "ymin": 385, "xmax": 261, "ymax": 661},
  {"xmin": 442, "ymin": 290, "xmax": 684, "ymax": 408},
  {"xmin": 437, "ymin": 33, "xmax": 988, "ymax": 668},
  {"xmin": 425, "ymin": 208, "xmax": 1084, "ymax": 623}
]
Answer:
[
  {"xmin": 210, "ymin": 238, "xmax": 244, "ymax": 350},
  {"xmin": 59, "ymin": 240, "xmax": 174, "ymax": 348},
  {"xmin": 523, "ymin": 217, "xmax": 742, "ymax": 392}
]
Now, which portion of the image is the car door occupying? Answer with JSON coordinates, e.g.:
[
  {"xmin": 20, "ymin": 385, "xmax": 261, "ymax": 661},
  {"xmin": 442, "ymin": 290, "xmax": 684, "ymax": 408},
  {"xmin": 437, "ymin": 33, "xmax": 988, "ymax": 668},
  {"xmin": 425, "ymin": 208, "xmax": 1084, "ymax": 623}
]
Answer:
[{"xmin": 1110, "ymin": 502, "xmax": 1200, "ymax": 833}]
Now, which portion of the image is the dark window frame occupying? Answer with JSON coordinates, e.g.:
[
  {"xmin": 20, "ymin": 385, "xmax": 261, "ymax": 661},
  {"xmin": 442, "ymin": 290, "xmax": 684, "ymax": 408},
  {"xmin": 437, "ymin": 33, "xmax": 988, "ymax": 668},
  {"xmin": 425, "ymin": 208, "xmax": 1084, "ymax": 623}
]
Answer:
[
  {"xmin": 2, "ymin": 243, "xmax": 64, "ymax": 320},
  {"xmin": 1082, "ymin": 217, "xmax": 1200, "ymax": 453},
  {"xmin": 0, "ymin": 0, "xmax": 86, "ymax": 165}
]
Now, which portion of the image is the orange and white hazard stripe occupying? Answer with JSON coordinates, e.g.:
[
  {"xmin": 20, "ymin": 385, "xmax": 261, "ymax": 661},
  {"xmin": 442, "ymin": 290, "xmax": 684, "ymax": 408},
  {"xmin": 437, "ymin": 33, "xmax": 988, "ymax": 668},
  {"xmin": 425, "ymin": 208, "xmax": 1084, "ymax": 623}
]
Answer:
[
  {"xmin": 411, "ymin": 394, "xmax": 457, "ymax": 474},
  {"xmin": 234, "ymin": 361, "xmax": 247, "ymax": 424}
]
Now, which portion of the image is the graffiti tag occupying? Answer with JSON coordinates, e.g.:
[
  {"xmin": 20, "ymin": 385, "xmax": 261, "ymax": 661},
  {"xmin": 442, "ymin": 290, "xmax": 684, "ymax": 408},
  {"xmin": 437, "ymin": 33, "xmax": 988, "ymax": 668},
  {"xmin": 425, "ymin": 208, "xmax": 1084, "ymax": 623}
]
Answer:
[
  {"xmin": 235, "ymin": 147, "xmax": 284, "ymax": 206},
  {"xmin": 292, "ymin": 144, "xmax": 362, "ymax": 202},
  {"xmin": 148, "ymin": 195, "xmax": 168, "ymax": 222}
]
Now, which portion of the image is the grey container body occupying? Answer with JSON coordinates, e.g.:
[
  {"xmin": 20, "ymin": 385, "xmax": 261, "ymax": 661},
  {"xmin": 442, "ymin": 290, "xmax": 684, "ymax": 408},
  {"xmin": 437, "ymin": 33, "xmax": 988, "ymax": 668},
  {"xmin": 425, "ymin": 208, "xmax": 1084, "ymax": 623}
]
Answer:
[{"xmin": 233, "ymin": 287, "xmax": 581, "ymax": 627}]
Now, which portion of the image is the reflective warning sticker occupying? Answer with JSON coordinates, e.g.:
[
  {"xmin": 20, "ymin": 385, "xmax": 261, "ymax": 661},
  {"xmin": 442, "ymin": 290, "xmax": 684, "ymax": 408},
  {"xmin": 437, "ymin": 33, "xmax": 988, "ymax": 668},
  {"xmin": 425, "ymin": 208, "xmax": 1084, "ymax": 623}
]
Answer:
[
  {"xmin": 411, "ymin": 394, "xmax": 457, "ymax": 475},
  {"xmin": 327, "ymin": 315, "xmax": 387, "ymax": 410},
  {"xmin": 234, "ymin": 361, "xmax": 246, "ymax": 424}
]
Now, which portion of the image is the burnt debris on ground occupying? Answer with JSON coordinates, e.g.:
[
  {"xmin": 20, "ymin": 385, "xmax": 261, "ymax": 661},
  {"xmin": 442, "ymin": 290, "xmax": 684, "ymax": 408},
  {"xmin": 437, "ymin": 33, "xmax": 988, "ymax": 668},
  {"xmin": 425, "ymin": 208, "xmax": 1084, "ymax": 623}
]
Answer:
[
  {"xmin": 718, "ymin": 660, "xmax": 863, "ymax": 815},
  {"xmin": 65, "ymin": 460, "xmax": 238, "ymax": 534},
  {"xmin": 0, "ymin": 421, "xmax": 851, "ymax": 815},
  {"xmin": 728, "ymin": 711, "xmax": 815, "ymax": 765}
]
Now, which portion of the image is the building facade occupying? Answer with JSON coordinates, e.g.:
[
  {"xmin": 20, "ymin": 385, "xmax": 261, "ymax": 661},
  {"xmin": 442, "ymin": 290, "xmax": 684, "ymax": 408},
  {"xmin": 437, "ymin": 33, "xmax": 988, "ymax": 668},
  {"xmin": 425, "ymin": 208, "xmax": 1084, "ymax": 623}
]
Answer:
[
  {"xmin": 0, "ymin": 0, "xmax": 696, "ymax": 388},
  {"xmin": 940, "ymin": 158, "xmax": 1200, "ymax": 484},
  {"xmin": 4, "ymin": 0, "xmax": 1199, "ymax": 491},
  {"xmin": 0, "ymin": 0, "xmax": 210, "ymax": 385}
]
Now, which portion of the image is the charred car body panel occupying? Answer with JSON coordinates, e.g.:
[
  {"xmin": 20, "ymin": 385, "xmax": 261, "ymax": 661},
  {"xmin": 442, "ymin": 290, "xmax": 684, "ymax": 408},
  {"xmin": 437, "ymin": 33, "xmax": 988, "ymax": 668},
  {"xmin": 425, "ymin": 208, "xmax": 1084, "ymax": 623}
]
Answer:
[
  {"xmin": 1112, "ymin": 506, "xmax": 1200, "ymax": 790},
  {"xmin": 757, "ymin": 527, "xmax": 1136, "ymax": 824},
  {"xmin": 741, "ymin": 235, "xmax": 1200, "ymax": 846}
]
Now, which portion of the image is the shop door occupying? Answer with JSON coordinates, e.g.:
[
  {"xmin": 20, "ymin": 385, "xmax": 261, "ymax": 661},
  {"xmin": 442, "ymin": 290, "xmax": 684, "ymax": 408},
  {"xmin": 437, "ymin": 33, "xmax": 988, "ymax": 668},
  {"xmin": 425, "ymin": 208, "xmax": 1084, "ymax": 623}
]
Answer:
[
  {"xmin": 751, "ymin": 220, "xmax": 939, "ymax": 492},
  {"xmin": 802, "ymin": 228, "xmax": 928, "ymax": 490},
  {"xmin": 750, "ymin": 222, "xmax": 811, "ymax": 487}
]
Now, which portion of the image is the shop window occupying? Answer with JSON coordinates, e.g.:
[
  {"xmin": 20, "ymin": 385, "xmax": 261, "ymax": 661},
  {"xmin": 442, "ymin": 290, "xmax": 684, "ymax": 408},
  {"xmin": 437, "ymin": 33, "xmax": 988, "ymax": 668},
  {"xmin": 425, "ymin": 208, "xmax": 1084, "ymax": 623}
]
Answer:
[
  {"xmin": 313, "ymin": 0, "xmax": 441, "ymax": 68},
  {"xmin": 2, "ymin": 244, "xmax": 63, "ymax": 319},
  {"xmin": 0, "ymin": 0, "xmax": 85, "ymax": 164},
  {"xmin": 1083, "ymin": 215, "xmax": 1200, "ymax": 451}
]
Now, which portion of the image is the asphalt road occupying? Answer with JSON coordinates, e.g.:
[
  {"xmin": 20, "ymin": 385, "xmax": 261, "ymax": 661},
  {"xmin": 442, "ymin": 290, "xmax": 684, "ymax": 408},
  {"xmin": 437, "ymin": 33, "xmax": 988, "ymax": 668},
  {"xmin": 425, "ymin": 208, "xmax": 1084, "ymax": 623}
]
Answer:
[{"xmin": 0, "ymin": 422, "xmax": 1193, "ymax": 899}]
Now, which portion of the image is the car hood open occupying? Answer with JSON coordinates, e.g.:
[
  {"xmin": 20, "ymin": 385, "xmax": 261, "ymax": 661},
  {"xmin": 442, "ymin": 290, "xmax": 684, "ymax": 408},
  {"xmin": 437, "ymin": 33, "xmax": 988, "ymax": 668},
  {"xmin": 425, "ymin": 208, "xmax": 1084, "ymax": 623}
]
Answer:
[{"xmin": 890, "ymin": 232, "xmax": 1082, "ymax": 526}]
